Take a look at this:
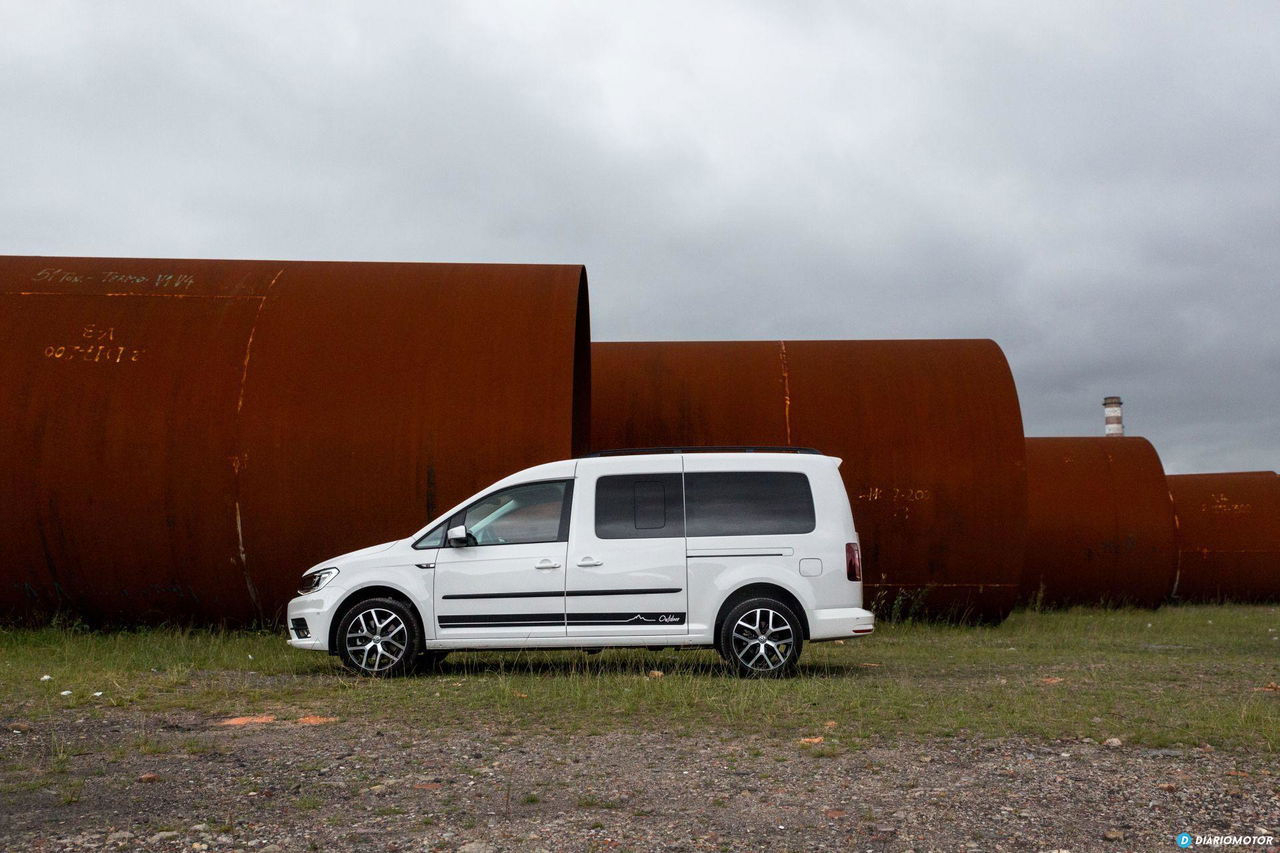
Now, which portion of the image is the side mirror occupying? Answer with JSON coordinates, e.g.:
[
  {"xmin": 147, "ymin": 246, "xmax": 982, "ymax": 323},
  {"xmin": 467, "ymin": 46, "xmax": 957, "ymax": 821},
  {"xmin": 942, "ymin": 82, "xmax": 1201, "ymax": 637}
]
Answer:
[{"xmin": 446, "ymin": 524, "xmax": 470, "ymax": 547}]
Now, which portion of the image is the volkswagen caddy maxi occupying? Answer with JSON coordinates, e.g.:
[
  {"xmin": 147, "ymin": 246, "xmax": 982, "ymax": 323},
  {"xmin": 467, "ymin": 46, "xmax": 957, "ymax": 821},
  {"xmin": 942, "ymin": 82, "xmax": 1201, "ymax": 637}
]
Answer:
[{"xmin": 287, "ymin": 448, "xmax": 874, "ymax": 677}]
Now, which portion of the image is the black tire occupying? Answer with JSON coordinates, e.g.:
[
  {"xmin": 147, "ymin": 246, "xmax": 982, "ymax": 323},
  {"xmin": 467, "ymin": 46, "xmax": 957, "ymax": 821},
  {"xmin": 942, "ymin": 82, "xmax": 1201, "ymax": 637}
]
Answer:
[
  {"xmin": 717, "ymin": 596, "xmax": 803, "ymax": 678},
  {"xmin": 335, "ymin": 597, "xmax": 422, "ymax": 677}
]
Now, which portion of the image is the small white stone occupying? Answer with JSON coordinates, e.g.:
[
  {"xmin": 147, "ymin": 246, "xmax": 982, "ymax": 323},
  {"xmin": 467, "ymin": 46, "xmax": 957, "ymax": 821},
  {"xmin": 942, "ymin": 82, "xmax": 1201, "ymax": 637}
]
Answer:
[
  {"xmin": 456, "ymin": 843, "xmax": 495, "ymax": 853},
  {"xmin": 60, "ymin": 690, "xmax": 72, "ymax": 696},
  {"xmin": 40, "ymin": 674, "xmax": 52, "ymax": 681}
]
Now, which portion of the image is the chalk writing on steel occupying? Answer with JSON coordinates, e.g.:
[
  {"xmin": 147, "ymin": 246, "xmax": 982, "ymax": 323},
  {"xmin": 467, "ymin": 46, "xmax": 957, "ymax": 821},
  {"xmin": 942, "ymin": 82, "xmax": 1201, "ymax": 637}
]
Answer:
[
  {"xmin": 44, "ymin": 324, "xmax": 145, "ymax": 364},
  {"xmin": 856, "ymin": 486, "xmax": 933, "ymax": 521},
  {"xmin": 856, "ymin": 486, "xmax": 932, "ymax": 503},
  {"xmin": 1203, "ymin": 493, "xmax": 1252, "ymax": 515},
  {"xmin": 32, "ymin": 268, "xmax": 196, "ymax": 291}
]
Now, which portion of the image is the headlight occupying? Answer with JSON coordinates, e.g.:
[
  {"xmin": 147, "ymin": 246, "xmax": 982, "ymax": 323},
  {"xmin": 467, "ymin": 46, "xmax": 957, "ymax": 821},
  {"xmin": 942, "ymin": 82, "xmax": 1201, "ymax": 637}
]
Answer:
[{"xmin": 298, "ymin": 567, "xmax": 339, "ymax": 595}]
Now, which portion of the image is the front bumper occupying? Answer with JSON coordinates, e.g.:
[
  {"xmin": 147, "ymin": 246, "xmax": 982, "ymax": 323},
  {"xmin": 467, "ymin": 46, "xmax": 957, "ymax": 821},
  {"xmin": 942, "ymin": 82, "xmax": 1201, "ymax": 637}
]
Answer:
[
  {"xmin": 808, "ymin": 606, "xmax": 875, "ymax": 641},
  {"xmin": 286, "ymin": 593, "xmax": 339, "ymax": 652}
]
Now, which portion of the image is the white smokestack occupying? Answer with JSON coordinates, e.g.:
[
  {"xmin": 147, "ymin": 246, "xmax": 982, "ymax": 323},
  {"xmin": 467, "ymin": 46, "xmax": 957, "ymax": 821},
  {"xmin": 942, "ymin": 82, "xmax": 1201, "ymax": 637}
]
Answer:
[{"xmin": 1103, "ymin": 396, "xmax": 1124, "ymax": 436}]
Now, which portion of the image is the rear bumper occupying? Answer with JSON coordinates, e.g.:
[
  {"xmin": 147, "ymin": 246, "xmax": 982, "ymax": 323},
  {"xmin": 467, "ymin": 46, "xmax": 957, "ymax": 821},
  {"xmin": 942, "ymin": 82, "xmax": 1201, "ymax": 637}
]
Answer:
[{"xmin": 809, "ymin": 606, "xmax": 875, "ymax": 641}]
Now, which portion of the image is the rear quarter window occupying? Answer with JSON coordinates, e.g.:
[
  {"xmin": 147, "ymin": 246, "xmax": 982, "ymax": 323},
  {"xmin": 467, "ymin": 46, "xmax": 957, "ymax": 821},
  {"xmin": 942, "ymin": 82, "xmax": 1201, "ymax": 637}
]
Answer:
[
  {"xmin": 685, "ymin": 471, "xmax": 815, "ymax": 537},
  {"xmin": 595, "ymin": 473, "xmax": 685, "ymax": 539}
]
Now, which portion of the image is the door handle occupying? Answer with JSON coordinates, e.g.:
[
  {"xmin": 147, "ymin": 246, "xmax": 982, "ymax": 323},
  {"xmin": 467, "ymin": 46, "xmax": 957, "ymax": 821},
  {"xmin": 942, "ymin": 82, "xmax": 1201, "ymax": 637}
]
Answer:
[
  {"xmin": 534, "ymin": 559, "xmax": 561, "ymax": 570},
  {"xmin": 576, "ymin": 557, "xmax": 604, "ymax": 568}
]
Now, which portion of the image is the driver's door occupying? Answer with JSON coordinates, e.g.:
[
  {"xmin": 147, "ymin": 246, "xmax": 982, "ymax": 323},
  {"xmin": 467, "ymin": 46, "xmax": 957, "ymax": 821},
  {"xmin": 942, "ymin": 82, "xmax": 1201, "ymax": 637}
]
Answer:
[{"xmin": 431, "ymin": 480, "xmax": 572, "ymax": 640}]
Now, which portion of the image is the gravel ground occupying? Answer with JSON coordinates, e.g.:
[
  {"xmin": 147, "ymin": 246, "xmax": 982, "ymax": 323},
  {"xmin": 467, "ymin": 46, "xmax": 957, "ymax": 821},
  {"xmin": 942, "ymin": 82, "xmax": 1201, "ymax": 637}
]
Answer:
[{"xmin": 1, "ymin": 710, "xmax": 1277, "ymax": 852}]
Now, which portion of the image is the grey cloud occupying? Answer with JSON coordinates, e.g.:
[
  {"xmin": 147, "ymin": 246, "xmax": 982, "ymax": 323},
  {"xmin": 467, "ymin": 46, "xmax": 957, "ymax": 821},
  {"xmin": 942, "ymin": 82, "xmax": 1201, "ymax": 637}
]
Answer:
[{"xmin": 1, "ymin": 1, "xmax": 1276, "ymax": 473}]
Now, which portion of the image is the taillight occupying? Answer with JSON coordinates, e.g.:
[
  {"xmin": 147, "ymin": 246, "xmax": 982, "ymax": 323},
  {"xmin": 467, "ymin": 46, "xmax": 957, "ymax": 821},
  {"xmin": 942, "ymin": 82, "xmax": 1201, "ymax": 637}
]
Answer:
[{"xmin": 846, "ymin": 542, "xmax": 862, "ymax": 582}]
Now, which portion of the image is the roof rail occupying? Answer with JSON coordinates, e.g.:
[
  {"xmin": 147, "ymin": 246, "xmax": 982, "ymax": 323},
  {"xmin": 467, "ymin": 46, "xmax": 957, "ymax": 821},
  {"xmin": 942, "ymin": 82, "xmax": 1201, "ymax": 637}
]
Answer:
[{"xmin": 582, "ymin": 446, "xmax": 823, "ymax": 458}]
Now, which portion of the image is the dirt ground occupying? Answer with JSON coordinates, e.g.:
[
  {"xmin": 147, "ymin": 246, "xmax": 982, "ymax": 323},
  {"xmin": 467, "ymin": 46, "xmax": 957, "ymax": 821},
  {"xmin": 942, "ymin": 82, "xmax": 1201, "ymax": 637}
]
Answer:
[{"xmin": 1, "ymin": 710, "xmax": 1277, "ymax": 852}]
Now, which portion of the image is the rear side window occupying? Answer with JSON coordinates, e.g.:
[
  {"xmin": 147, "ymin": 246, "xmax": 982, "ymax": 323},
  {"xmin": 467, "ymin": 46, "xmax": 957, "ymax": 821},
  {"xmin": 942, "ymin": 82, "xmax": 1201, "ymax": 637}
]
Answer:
[
  {"xmin": 595, "ymin": 474, "xmax": 685, "ymax": 539},
  {"xmin": 685, "ymin": 472, "xmax": 815, "ymax": 537}
]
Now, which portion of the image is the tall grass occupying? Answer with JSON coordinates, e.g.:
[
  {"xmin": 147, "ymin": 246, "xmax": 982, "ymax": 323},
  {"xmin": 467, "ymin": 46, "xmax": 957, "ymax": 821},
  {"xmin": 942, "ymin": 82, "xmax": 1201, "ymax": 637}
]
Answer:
[{"xmin": 2, "ymin": 605, "xmax": 1276, "ymax": 751}]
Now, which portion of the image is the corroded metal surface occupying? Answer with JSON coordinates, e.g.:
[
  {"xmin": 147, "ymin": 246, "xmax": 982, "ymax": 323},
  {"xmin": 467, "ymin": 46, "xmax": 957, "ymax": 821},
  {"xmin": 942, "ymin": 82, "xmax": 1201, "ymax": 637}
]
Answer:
[
  {"xmin": 590, "ymin": 340, "xmax": 1028, "ymax": 622},
  {"xmin": 1168, "ymin": 471, "xmax": 1280, "ymax": 602},
  {"xmin": 1022, "ymin": 437, "xmax": 1178, "ymax": 607},
  {"xmin": 0, "ymin": 256, "xmax": 590, "ymax": 624}
]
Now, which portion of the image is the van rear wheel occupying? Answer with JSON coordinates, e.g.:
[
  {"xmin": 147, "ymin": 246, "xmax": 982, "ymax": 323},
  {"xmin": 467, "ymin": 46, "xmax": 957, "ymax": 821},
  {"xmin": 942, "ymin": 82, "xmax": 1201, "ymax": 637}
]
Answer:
[{"xmin": 717, "ymin": 597, "xmax": 803, "ymax": 678}]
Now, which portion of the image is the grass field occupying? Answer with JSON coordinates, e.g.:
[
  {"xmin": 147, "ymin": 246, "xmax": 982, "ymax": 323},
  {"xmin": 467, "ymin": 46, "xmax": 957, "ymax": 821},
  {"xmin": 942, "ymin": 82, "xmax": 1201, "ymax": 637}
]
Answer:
[{"xmin": 2, "ymin": 605, "xmax": 1277, "ymax": 752}]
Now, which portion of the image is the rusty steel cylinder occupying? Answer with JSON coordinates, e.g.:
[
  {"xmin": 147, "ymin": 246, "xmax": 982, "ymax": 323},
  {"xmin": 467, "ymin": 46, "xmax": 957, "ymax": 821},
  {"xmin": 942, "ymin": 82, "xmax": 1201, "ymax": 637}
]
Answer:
[
  {"xmin": 0, "ymin": 256, "xmax": 590, "ymax": 624},
  {"xmin": 589, "ymin": 340, "xmax": 1028, "ymax": 622},
  {"xmin": 1168, "ymin": 471, "xmax": 1280, "ymax": 602},
  {"xmin": 1022, "ymin": 437, "xmax": 1178, "ymax": 607}
]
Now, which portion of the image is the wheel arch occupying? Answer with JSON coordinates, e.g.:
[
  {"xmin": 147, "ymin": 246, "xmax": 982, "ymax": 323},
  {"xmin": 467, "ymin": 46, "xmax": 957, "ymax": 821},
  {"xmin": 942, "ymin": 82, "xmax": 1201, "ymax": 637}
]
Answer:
[
  {"xmin": 328, "ymin": 585, "xmax": 426, "ymax": 655},
  {"xmin": 714, "ymin": 582, "xmax": 811, "ymax": 643}
]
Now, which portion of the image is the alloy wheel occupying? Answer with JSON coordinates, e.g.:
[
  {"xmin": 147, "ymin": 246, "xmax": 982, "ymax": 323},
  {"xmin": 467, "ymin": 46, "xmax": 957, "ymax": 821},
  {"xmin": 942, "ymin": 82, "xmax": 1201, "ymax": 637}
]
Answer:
[
  {"xmin": 730, "ymin": 607, "xmax": 795, "ymax": 673},
  {"xmin": 343, "ymin": 607, "xmax": 409, "ymax": 673}
]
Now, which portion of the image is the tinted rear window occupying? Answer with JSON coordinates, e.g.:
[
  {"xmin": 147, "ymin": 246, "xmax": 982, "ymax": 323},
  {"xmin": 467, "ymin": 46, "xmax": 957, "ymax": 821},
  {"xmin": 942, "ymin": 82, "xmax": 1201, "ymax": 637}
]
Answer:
[
  {"xmin": 685, "ymin": 471, "xmax": 815, "ymax": 537},
  {"xmin": 595, "ymin": 473, "xmax": 685, "ymax": 539}
]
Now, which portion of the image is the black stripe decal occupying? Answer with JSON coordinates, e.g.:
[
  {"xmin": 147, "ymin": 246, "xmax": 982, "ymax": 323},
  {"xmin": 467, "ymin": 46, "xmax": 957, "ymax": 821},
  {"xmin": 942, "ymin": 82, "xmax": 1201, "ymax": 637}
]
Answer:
[
  {"xmin": 438, "ymin": 620, "xmax": 564, "ymax": 628},
  {"xmin": 569, "ymin": 588, "xmax": 682, "ymax": 598},
  {"xmin": 438, "ymin": 612, "xmax": 686, "ymax": 629},
  {"xmin": 441, "ymin": 590, "xmax": 562, "ymax": 601},
  {"xmin": 688, "ymin": 553, "xmax": 785, "ymax": 558},
  {"xmin": 438, "ymin": 614, "xmax": 562, "ymax": 628},
  {"xmin": 442, "ymin": 587, "xmax": 682, "ymax": 601}
]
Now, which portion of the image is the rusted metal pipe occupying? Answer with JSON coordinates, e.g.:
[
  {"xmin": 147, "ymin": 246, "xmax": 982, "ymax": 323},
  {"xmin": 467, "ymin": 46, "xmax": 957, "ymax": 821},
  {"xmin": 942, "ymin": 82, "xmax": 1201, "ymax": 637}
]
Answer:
[
  {"xmin": 0, "ymin": 256, "xmax": 590, "ymax": 624},
  {"xmin": 589, "ymin": 340, "xmax": 1028, "ymax": 622},
  {"xmin": 1022, "ymin": 437, "xmax": 1178, "ymax": 607},
  {"xmin": 1168, "ymin": 471, "xmax": 1280, "ymax": 602}
]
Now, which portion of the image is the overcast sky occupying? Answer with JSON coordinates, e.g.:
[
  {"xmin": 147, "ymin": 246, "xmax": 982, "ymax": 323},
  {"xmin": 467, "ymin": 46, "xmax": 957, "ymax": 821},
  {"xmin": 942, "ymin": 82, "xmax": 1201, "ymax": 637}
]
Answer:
[{"xmin": 2, "ymin": 2, "xmax": 1276, "ymax": 474}]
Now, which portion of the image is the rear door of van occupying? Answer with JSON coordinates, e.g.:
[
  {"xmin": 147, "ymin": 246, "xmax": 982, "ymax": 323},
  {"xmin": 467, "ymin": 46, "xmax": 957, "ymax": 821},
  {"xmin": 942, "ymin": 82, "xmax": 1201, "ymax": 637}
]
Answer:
[
  {"xmin": 565, "ymin": 457, "xmax": 689, "ymax": 638},
  {"xmin": 681, "ymin": 456, "xmax": 817, "ymax": 613}
]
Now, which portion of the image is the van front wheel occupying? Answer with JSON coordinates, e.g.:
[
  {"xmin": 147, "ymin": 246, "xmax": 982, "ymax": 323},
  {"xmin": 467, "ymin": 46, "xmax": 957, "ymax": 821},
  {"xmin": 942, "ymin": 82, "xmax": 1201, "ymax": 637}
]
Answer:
[
  {"xmin": 717, "ymin": 597, "xmax": 803, "ymax": 678},
  {"xmin": 335, "ymin": 598, "xmax": 421, "ymax": 677}
]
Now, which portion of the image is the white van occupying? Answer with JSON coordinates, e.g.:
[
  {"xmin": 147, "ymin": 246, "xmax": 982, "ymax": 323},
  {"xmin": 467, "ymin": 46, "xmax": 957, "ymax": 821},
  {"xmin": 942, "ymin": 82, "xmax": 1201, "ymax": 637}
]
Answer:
[{"xmin": 286, "ymin": 448, "xmax": 873, "ymax": 677}]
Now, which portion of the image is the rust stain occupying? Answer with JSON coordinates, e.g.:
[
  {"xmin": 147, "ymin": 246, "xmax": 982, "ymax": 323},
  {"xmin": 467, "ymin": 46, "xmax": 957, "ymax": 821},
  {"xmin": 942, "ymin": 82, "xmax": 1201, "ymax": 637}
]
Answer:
[
  {"xmin": 236, "ymin": 269, "xmax": 282, "ymax": 415},
  {"xmin": 295, "ymin": 715, "xmax": 338, "ymax": 725},
  {"xmin": 778, "ymin": 340, "xmax": 793, "ymax": 446},
  {"xmin": 233, "ymin": 501, "xmax": 260, "ymax": 620},
  {"xmin": 230, "ymin": 269, "xmax": 282, "ymax": 622}
]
